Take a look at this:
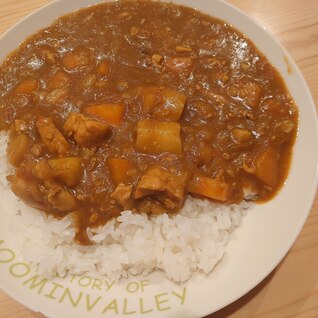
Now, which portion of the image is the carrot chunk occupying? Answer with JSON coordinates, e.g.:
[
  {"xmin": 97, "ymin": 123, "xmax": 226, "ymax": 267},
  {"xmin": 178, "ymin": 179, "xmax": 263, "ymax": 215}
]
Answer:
[
  {"xmin": 106, "ymin": 158, "xmax": 136, "ymax": 185},
  {"xmin": 254, "ymin": 147, "xmax": 279, "ymax": 187},
  {"xmin": 62, "ymin": 48, "xmax": 91, "ymax": 69},
  {"xmin": 47, "ymin": 71, "xmax": 70, "ymax": 90},
  {"xmin": 96, "ymin": 60, "xmax": 111, "ymax": 76},
  {"xmin": 15, "ymin": 78, "xmax": 39, "ymax": 94},
  {"xmin": 188, "ymin": 175, "xmax": 229, "ymax": 202},
  {"xmin": 85, "ymin": 103, "xmax": 125, "ymax": 125}
]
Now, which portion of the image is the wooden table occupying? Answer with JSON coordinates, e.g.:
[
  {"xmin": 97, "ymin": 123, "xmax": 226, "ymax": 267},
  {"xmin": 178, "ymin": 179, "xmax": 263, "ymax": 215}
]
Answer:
[{"xmin": 0, "ymin": 0, "xmax": 317, "ymax": 317}]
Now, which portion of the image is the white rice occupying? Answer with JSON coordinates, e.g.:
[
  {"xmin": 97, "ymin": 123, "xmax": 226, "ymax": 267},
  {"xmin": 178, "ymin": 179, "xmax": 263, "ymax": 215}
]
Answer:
[{"xmin": 0, "ymin": 132, "xmax": 248, "ymax": 282}]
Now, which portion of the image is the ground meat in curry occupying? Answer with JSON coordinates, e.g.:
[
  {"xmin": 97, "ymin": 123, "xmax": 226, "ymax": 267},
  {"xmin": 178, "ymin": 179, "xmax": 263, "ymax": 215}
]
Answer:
[{"xmin": 0, "ymin": 1, "xmax": 298, "ymax": 244}]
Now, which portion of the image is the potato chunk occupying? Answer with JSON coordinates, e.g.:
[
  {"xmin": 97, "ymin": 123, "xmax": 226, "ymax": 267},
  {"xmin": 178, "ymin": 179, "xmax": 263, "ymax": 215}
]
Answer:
[
  {"xmin": 254, "ymin": 147, "xmax": 280, "ymax": 187},
  {"xmin": 33, "ymin": 157, "xmax": 83, "ymax": 187},
  {"xmin": 142, "ymin": 87, "xmax": 186, "ymax": 121},
  {"xmin": 36, "ymin": 117, "xmax": 70, "ymax": 156},
  {"xmin": 136, "ymin": 120, "xmax": 182, "ymax": 154},
  {"xmin": 64, "ymin": 113, "xmax": 110, "ymax": 145},
  {"xmin": 47, "ymin": 157, "xmax": 83, "ymax": 186},
  {"xmin": 7, "ymin": 134, "xmax": 29, "ymax": 166}
]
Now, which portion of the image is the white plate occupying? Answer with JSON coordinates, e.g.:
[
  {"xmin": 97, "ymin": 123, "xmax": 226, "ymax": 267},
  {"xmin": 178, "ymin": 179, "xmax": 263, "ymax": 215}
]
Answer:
[{"xmin": 0, "ymin": 0, "xmax": 317, "ymax": 317}]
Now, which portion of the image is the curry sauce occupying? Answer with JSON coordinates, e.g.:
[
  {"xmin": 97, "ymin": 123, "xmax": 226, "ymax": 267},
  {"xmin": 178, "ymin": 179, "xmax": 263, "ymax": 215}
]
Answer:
[{"xmin": 0, "ymin": 1, "xmax": 298, "ymax": 244}]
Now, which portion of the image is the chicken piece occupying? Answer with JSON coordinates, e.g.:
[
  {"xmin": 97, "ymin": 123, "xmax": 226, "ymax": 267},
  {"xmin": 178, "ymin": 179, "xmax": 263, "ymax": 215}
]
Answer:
[
  {"xmin": 110, "ymin": 183, "xmax": 133, "ymax": 209},
  {"xmin": 40, "ymin": 48, "xmax": 58, "ymax": 64},
  {"xmin": 136, "ymin": 197, "xmax": 167, "ymax": 215},
  {"xmin": 8, "ymin": 164, "xmax": 49, "ymax": 211},
  {"xmin": 45, "ymin": 88, "xmax": 68, "ymax": 104},
  {"xmin": 213, "ymin": 70, "xmax": 230, "ymax": 85},
  {"xmin": 117, "ymin": 80, "xmax": 129, "ymax": 90},
  {"xmin": 30, "ymin": 143, "xmax": 45, "ymax": 158},
  {"xmin": 229, "ymin": 81, "xmax": 262, "ymax": 108},
  {"xmin": 47, "ymin": 186, "xmax": 77, "ymax": 211},
  {"xmin": 260, "ymin": 98, "xmax": 290, "ymax": 116},
  {"xmin": 152, "ymin": 54, "xmax": 163, "ymax": 66},
  {"xmin": 10, "ymin": 176, "xmax": 48, "ymax": 210},
  {"xmin": 135, "ymin": 166, "xmax": 188, "ymax": 209},
  {"xmin": 183, "ymin": 100, "xmax": 214, "ymax": 125},
  {"xmin": 13, "ymin": 119, "xmax": 28, "ymax": 134},
  {"xmin": 36, "ymin": 117, "xmax": 70, "ymax": 156},
  {"xmin": 7, "ymin": 122, "xmax": 30, "ymax": 166},
  {"xmin": 9, "ymin": 163, "xmax": 76, "ymax": 213},
  {"xmin": 63, "ymin": 113, "xmax": 110, "ymax": 145},
  {"xmin": 201, "ymin": 57, "xmax": 228, "ymax": 69},
  {"xmin": 190, "ymin": 145, "xmax": 214, "ymax": 167},
  {"xmin": 200, "ymin": 57, "xmax": 230, "ymax": 85},
  {"xmin": 32, "ymin": 160, "xmax": 53, "ymax": 185}
]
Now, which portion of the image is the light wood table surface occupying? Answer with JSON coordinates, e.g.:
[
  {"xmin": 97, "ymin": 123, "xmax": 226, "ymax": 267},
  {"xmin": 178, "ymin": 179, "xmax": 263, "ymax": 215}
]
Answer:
[{"xmin": 0, "ymin": 0, "xmax": 317, "ymax": 317}]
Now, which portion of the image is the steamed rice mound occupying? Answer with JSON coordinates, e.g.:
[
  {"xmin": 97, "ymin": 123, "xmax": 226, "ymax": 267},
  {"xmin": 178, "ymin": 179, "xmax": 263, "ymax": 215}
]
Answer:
[{"xmin": 0, "ymin": 133, "xmax": 248, "ymax": 282}]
